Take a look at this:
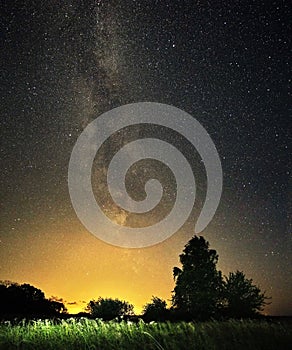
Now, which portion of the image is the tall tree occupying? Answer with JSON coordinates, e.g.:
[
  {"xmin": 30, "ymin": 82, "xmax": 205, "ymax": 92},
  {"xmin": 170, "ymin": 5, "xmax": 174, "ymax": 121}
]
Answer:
[
  {"xmin": 223, "ymin": 271, "xmax": 269, "ymax": 318},
  {"xmin": 172, "ymin": 236, "xmax": 223, "ymax": 320}
]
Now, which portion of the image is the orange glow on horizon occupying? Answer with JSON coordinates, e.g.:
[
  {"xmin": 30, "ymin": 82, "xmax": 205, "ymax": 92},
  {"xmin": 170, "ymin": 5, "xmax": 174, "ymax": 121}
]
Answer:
[{"xmin": 1, "ymin": 215, "xmax": 287, "ymax": 316}]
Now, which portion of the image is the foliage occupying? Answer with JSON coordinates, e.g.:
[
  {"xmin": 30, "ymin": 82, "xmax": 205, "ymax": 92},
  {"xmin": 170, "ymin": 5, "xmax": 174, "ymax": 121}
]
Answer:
[
  {"xmin": 0, "ymin": 281, "xmax": 67, "ymax": 319},
  {"xmin": 143, "ymin": 296, "xmax": 168, "ymax": 322},
  {"xmin": 172, "ymin": 236, "xmax": 223, "ymax": 320},
  {"xmin": 0, "ymin": 235, "xmax": 270, "ymax": 323},
  {"xmin": 0, "ymin": 318, "xmax": 291, "ymax": 350},
  {"xmin": 86, "ymin": 297, "xmax": 134, "ymax": 320},
  {"xmin": 222, "ymin": 271, "xmax": 269, "ymax": 318}
]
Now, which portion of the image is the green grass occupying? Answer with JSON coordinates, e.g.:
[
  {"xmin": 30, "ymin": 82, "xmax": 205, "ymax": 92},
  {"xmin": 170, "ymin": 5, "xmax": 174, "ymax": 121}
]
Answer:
[{"xmin": 0, "ymin": 318, "xmax": 291, "ymax": 350}]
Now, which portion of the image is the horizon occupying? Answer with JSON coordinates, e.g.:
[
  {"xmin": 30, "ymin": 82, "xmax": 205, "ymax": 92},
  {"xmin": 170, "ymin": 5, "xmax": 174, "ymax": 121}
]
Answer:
[
  {"xmin": 1, "ymin": 1, "xmax": 290, "ymax": 320},
  {"xmin": 2, "ymin": 230, "xmax": 290, "ymax": 317}
]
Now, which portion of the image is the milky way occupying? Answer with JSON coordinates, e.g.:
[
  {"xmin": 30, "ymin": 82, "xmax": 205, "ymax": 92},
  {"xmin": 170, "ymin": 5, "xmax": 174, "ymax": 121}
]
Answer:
[{"xmin": 0, "ymin": 1, "xmax": 291, "ymax": 314}]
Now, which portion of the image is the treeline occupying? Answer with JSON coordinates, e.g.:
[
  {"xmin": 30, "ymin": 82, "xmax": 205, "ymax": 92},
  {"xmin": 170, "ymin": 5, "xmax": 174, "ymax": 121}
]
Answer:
[
  {"xmin": 0, "ymin": 282, "xmax": 67, "ymax": 320},
  {"xmin": 0, "ymin": 235, "xmax": 269, "ymax": 322},
  {"xmin": 86, "ymin": 236, "xmax": 269, "ymax": 322}
]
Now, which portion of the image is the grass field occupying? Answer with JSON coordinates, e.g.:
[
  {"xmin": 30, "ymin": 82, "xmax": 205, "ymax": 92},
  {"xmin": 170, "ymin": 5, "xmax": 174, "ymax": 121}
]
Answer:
[{"xmin": 0, "ymin": 318, "xmax": 291, "ymax": 350}]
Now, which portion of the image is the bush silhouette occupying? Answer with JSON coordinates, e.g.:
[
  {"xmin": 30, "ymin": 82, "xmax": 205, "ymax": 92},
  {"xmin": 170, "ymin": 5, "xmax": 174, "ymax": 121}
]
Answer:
[
  {"xmin": 222, "ymin": 271, "xmax": 269, "ymax": 318},
  {"xmin": 143, "ymin": 296, "xmax": 169, "ymax": 322},
  {"xmin": 86, "ymin": 297, "xmax": 134, "ymax": 320}
]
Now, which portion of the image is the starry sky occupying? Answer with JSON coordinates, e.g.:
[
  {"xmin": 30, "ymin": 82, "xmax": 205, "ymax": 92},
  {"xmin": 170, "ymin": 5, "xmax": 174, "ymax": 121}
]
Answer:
[{"xmin": 0, "ymin": 1, "xmax": 291, "ymax": 315}]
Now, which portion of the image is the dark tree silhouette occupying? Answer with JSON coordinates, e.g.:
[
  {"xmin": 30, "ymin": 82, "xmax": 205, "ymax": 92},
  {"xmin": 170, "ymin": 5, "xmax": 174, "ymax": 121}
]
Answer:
[
  {"xmin": 48, "ymin": 296, "xmax": 68, "ymax": 315},
  {"xmin": 0, "ymin": 281, "xmax": 67, "ymax": 318},
  {"xmin": 222, "ymin": 271, "xmax": 269, "ymax": 318},
  {"xmin": 142, "ymin": 296, "xmax": 168, "ymax": 322},
  {"xmin": 86, "ymin": 297, "xmax": 134, "ymax": 320},
  {"xmin": 172, "ymin": 236, "xmax": 223, "ymax": 320}
]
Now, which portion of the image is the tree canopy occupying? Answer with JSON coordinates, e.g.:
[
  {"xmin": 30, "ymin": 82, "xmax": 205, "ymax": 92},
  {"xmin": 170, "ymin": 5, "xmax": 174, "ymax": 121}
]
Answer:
[
  {"xmin": 172, "ymin": 236, "xmax": 223, "ymax": 320},
  {"xmin": 142, "ymin": 296, "xmax": 168, "ymax": 322},
  {"xmin": 0, "ymin": 235, "xmax": 269, "ymax": 321},
  {"xmin": 171, "ymin": 235, "xmax": 268, "ymax": 320},
  {"xmin": 86, "ymin": 297, "xmax": 134, "ymax": 320},
  {"xmin": 0, "ymin": 281, "xmax": 67, "ymax": 318},
  {"xmin": 222, "ymin": 271, "xmax": 269, "ymax": 318}
]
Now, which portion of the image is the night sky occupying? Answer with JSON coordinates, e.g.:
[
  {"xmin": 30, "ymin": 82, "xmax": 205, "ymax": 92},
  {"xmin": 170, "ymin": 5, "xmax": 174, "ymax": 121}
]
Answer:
[{"xmin": 1, "ymin": 1, "xmax": 291, "ymax": 315}]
